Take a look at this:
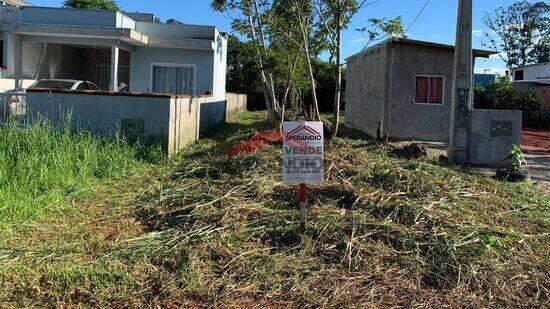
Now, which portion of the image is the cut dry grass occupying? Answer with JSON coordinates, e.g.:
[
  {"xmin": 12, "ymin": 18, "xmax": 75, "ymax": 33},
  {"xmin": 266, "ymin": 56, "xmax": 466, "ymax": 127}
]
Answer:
[{"xmin": 0, "ymin": 111, "xmax": 548, "ymax": 307}]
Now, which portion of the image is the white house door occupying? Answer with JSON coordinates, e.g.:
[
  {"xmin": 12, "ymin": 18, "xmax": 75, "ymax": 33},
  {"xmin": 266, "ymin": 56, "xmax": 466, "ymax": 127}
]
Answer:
[{"xmin": 152, "ymin": 65, "xmax": 195, "ymax": 95}]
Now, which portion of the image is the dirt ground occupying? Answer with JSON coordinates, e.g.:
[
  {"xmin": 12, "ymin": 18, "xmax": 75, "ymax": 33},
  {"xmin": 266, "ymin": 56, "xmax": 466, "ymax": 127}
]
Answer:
[{"xmin": 522, "ymin": 127, "xmax": 550, "ymax": 153}]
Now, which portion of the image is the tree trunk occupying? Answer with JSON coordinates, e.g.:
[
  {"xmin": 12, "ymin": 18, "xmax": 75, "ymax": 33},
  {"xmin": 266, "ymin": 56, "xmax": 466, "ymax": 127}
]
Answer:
[
  {"xmin": 247, "ymin": 0, "xmax": 280, "ymax": 127},
  {"xmin": 297, "ymin": 13, "xmax": 321, "ymax": 121},
  {"xmin": 331, "ymin": 8, "xmax": 343, "ymax": 137}
]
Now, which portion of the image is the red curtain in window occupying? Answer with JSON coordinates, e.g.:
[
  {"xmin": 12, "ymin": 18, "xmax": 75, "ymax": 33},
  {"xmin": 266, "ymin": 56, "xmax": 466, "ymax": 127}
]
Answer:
[
  {"xmin": 415, "ymin": 77, "xmax": 429, "ymax": 103},
  {"xmin": 429, "ymin": 77, "xmax": 443, "ymax": 103}
]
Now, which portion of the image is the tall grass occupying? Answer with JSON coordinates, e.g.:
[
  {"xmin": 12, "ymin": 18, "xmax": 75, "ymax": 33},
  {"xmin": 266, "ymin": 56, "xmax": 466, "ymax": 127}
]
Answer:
[{"xmin": 0, "ymin": 121, "xmax": 154, "ymax": 227}]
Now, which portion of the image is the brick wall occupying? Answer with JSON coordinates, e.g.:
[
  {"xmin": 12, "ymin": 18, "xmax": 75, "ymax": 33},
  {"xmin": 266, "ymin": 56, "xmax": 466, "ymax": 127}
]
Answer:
[{"xmin": 76, "ymin": 48, "xmax": 131, "ymax": 89}]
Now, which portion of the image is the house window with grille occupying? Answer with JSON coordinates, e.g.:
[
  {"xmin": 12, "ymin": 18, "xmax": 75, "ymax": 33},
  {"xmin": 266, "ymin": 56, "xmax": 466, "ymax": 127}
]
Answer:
[
  {"xmin": 151, "ymin": 64, "xmax": 195, "ymax": 95},
  {"xmin": 415, "ymin": 76, "xmax": 444, "ymax": 104}
]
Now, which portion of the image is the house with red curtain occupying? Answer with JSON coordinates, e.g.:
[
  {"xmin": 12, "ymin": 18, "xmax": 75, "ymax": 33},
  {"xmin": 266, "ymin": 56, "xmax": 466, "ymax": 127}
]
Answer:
[{"xmin": 344, "ymin": 38, "xmax": 495, "ymax": 142}]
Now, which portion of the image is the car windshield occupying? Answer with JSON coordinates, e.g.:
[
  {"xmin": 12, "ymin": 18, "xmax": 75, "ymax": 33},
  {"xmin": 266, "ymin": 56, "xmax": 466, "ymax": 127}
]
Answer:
[{"xmin": 29, "ymin": 80, "xmax": 75, "ymax": 89}]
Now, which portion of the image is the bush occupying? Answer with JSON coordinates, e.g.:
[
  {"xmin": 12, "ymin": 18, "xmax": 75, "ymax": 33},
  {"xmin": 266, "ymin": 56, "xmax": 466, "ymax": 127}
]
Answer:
[{"xmin": 474, "ymin": 76, "xmax": 542, "ymax": 113}]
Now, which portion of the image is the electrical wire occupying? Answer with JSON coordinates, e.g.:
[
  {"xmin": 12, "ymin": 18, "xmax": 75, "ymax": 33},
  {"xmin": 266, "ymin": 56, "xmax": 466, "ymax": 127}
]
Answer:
[{"xmin": 360, "ymin": 0, "xmax": 432, "ymax": 51}]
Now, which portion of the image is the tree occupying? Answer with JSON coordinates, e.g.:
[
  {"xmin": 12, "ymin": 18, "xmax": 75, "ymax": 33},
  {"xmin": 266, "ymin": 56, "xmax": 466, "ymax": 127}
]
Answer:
[
  {"xmin": 312, "ymin": 0, "xmax": 358, "ymax": 136},
  {"xmin": 473, "ymin": 76, "xmax": 542, "ymax": 113},
  {"xmin": 315, "ymin": 0, "xmax": 404, "ymax": 137},
  {"xmin": 226, "ymin": 35, "xmax": 264, "ymax": 110},
  {"xmin": 166, "ymin": 19, "xmax": 184, "ymax": 24},
  {"xmin": 483, "ymin": 1, "xmax": 549, "ymax": 68},
  {"xmin": 63, "ymin": 0, "xmax": 119, "ymax": 10},
  {"xmin": 212, "ymin": 0, "xmax": 282, "ymax": 127}
]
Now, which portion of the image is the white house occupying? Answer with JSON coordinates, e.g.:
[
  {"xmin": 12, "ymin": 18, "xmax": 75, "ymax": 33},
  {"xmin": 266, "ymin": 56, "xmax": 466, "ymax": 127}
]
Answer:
[
  {"xmin": 510, "ymin": 62, "xmax": 550, "ymax": 82},
  {"xmin": 0, "ymin": 3, "xmax": 248, "ymax": 157},
  {"xmin": 0, "ymin": 4, "xmax": 228, "ymax": 101}
]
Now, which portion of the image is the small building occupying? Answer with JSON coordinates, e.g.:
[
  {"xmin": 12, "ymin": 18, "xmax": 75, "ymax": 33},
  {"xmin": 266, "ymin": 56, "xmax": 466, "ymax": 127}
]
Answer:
[
  {"xmin": 345, "ymin": 38, "xmax": 495, "ymax": 142},
  {"xmin": 510, "ymin": 62, "xmax": 550, "ymax": 82}
]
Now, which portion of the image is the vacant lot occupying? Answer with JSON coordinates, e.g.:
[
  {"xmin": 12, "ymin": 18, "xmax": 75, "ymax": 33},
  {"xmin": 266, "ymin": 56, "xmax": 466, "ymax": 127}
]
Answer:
[{"xmin": 0, "ymin": 112, "xmax": 548, "ymax": 307}]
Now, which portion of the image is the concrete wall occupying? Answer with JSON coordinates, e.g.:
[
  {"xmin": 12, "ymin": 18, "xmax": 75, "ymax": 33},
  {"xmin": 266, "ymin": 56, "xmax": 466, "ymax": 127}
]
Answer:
[
  {"xmin": 199, "ymin": 100, "xmax": 226, "ymax": 136},
  {"xmin": 20, "ymin": 7, "xmax": 119, "ymax": 28},
  {"xmin": 135, "ymin": 22, "xmax": 216, "ymax": 39},
  {"xmin": 212, "ymin": 30, "xmax": 227, "ymax": 101},
  {"xmin": 26, "ymin": 91, "xmax": 172, "ymax": 144},
  {"xmin": 387, "ymin": 44, "xmax": 455, "ymax": 142},
  {"xmin": 469, "ymin": 109, "xmax": 522, "ymax": 166},
  {"xmin": 225, "ymin": 92, "xmax": 247, "ymax": 121},
  {"xmin": 344, "ymin": 44, "xmax": 388, "ymax": 137},
  {"xmin": 129, "ymin": 47, "xmax": 214, "ymax": 95},
  {"xmin": 24, "ymin": 90, "xmax": 236, "ymax": 156},
  {"xmin": 168, "ymin": 96, "xmax": 200, "ymax": 156}
]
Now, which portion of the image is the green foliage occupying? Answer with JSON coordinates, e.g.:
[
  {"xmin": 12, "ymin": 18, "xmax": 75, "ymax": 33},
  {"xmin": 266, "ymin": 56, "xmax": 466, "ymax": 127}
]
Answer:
[
  {"xmin": 0, "ymin": 121, "xmax": 152, "ymax": 227},
  {"xmin": 356, "ymin": 16, "xmax": 406, "ymax": 45},
  {"xmin": 63, "ymin": 0, "xmax": 119, "ymax": 10},
  {"xmin": 474, "ymin": 76, "xmax": 542, "ymax": 112},
  {"xmin": 505, "ymin": 145, "xmax": 527, "ymax": 170},
  {"xmin": 166, "ymin": 18, "xmax": 183, "ymax": 24},
  {"xmin": 483, "ymin": 1, "xmax": 549, "ymax": 67},
  {"xmin": 226, "ymin": 35, "xmax": 264, "ymax": 110},
  {"xmin": 516, "ymin": 88, "xmax": 543, "ymax": 112}
]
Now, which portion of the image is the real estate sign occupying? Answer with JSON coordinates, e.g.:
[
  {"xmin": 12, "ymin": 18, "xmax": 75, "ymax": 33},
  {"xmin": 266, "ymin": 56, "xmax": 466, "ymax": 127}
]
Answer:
[{"xmin": 282, "ymin": 121, "xmax": 324, "ymax": 184}]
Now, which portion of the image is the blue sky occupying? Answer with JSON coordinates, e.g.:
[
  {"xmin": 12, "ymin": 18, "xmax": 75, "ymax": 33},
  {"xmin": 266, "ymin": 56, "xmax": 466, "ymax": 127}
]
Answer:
[{"xmin": 28, "ymin": 0, "xmax": 529, "ymax": 74}]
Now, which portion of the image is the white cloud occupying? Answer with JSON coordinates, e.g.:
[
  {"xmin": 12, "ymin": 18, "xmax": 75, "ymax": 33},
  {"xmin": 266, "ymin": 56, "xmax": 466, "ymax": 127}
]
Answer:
[
  {"xmin": 474, "ymin": 66, "xmax": 509, "ymax": 76},
  {"xmin": 489, "ymin": 51, "xmax": 507, "ymax": 59},
  {"xmin": 472, "ymin": 29, "xmax": 484, "ymax": 37}
]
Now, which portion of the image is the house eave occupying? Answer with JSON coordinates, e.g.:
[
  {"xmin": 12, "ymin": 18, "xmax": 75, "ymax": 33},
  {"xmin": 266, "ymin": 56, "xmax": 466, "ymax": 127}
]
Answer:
[{"xmin": 2, "ymin": 22, "xmax": 215, "ymax": 51}]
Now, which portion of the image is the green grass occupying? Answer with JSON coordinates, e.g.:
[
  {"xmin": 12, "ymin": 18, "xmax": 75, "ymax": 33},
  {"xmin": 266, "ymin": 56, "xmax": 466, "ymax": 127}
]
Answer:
[
  {"xmin": 0, "ymin": 121, "xmax": 159, "ymax": 228},
  {"xmin": 0, "ymin": 111, "xmax": 548, "ymax": 307}
]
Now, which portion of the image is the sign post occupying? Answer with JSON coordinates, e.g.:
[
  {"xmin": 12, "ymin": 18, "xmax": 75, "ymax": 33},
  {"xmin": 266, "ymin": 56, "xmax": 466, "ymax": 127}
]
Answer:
[{"xmin": 282, "ymin": 121, "xmax": 324, "ymax": 229}]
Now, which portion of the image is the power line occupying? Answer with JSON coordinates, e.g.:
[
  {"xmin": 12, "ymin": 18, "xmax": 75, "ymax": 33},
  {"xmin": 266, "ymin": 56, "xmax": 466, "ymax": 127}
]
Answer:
[
  {"xmin": 360, "ymin": 0, "xmax": 432, "ymax": 51},
  {"xmin": 405, "ymin": 0, "xmax": 432, "ymax": 33}
]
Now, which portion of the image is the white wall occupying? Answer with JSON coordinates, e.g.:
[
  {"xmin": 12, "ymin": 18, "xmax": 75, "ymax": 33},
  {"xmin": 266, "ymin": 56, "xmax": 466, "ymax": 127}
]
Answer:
[
  {"xmin": 0, "ymin": 78, "xmax": 34, "ymax": 91},
  {"xmin": 212, "ymin": 30, "xmax": 227, "ymax": 101},
  {"xmin": 514, "ymin": 63, "xmax": 550, "ymax": 81},
  {"xmin": 129, "ymin": 47, "xmax": 214, "ymax": 96}
]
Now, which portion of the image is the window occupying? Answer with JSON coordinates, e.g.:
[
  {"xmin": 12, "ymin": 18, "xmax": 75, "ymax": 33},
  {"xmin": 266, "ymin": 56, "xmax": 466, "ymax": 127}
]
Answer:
[
  {"xmin": 152, "ymin": 64, "xmax": 195, "ymax": 95},
  {"xmin": 86, "ymin": 82, "xmax": 101, "ymax": 91},
  {"xmin": 415, "ymin": 76, "xmax": 444, "ymax": 104},
  {"xmin": 76, "ymin": 82, "xmax": 89, "ymax": 90},
  {"xmin": 28, "ymin": 80, "xmax": 75, "ymax": 89},
  {"xmin": 514, "ymin": 70, "xmax": 524, "ymax": 81},
  {"xmin": 96, "ymin": 65, "xmax": 130, "ymax": 91}
]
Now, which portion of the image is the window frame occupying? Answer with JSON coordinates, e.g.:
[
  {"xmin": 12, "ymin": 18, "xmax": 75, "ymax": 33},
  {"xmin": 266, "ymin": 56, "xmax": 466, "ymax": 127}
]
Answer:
[
  {"xmin": 514, "ymin": 70, "xmax": 524, "ymax": 81},
  {"xmin": 414, "ymin": 75, "xmax": 445, "ymax": 105},
  {"xmin": 150, "ymin": 62, "xmax": 197, "ymax": 95}
]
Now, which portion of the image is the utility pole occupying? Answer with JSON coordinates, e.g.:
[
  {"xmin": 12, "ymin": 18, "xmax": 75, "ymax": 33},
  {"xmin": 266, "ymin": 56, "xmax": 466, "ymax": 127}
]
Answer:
[{"xmin": 448, "ymin": 0, "xmax": 473, "ymax": 163}]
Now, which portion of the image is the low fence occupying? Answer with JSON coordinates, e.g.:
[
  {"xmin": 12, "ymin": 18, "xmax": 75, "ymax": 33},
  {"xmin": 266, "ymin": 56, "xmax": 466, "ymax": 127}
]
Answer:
[
  {"xmin": 226, "ymin": 92, "xmax": 247, "ymax": 121},
  {"xmin": 5, "ymin": 89, "xmax": 248, "ymax": 156}
]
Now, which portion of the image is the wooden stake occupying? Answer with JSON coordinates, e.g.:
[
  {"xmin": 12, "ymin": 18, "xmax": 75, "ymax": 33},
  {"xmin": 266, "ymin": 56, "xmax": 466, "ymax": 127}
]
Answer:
[{"xmin": 299, "ymin": 183, "xmax": 307, "ymax": 229}]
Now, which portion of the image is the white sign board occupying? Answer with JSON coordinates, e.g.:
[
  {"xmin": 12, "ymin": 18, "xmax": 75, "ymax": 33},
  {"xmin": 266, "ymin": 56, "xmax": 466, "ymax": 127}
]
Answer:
[{"xmin": 282, "ymin": 121, "xmax": 324, "ymax": 184}]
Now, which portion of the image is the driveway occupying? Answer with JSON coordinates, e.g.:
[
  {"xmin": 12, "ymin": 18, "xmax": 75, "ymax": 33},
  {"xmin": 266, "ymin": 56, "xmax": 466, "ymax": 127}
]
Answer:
[{"xmin": 525, "ymin": 153, "xmax": 550, "ymax": 191}]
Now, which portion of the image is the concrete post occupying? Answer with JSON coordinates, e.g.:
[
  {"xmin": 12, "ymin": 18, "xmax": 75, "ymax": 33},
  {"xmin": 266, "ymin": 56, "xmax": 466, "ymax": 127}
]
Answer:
[
  {"xmin": 448, "ymin": 0, "xmax": 473, "ymax": 163},
  {"xmin": 110, "ymin": 46, "xmax": 119, "ymax": 92},
  {"xmin": 13, "ymin": 34, "xmax": 22, "ymax": 90}
]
